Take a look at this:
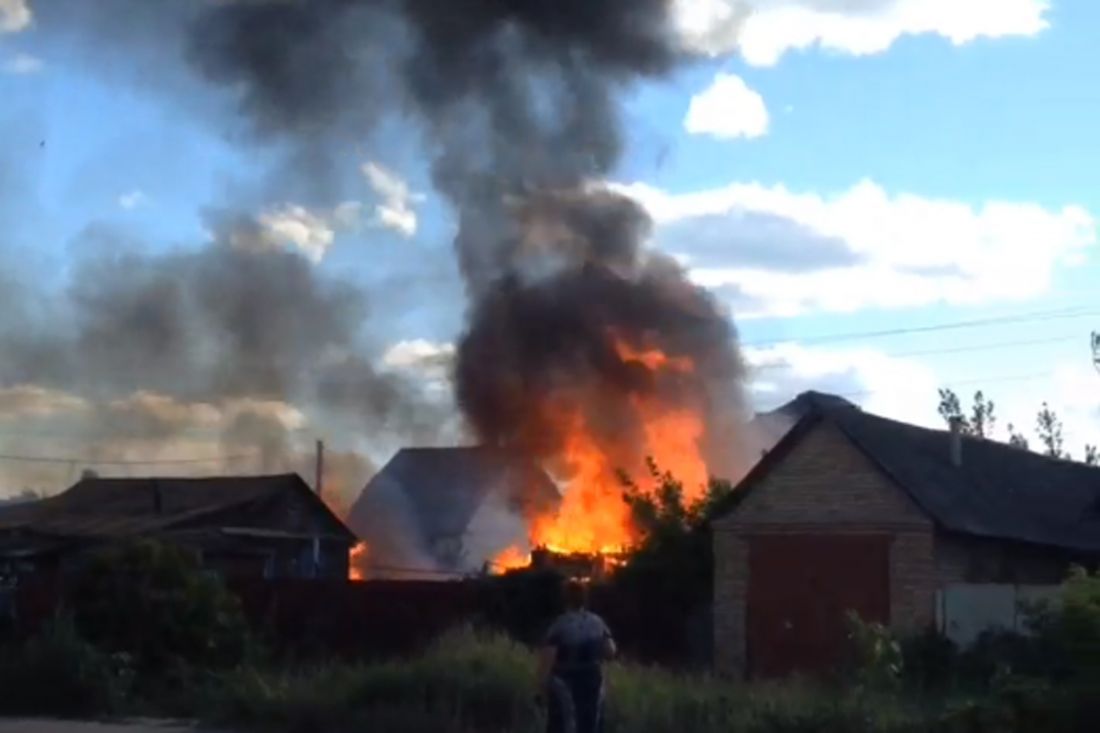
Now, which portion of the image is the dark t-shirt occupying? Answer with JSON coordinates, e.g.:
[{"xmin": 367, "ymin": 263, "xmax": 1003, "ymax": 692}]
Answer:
[{"xmin": 544, "ymin": 610, "xmax": 613, "ymax": 676}]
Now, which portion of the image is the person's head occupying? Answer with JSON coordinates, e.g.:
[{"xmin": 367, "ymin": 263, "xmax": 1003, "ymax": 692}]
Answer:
[{"xmin": 562, "ymin": 578, "xmax": 588, "ymax": 611}]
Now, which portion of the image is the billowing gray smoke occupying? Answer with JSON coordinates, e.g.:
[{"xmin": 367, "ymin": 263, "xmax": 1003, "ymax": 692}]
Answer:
[
  {"xmin": 177, "ymin": 0, "xmax": 748, "ymax": 481},
  {"xmin": 6, "ymin": 0, "xmax": 750, "ymax": 568},
  {"xmin": 0, "ymin": 221, "xmax": 447, "ymax": 490}
]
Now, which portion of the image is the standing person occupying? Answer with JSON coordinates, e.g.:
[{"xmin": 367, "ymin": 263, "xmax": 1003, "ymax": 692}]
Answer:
[{"xmin": 537, "ymin": 578, "xmax": 617, "ymax": 733}]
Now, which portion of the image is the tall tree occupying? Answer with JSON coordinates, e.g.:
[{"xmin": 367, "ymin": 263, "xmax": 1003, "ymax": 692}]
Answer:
[
  {"xmin": 1085, "ymin": 445, "xmax": 1099, "ymax": 466},
  {"xmin": 937, "ymin": 388, "xmax": 969, "ymax": 433},
  {"xmin": 970, "ymin": 390, "xmax": 996, "ymax": 439},
  {"xmin": 937, "ymin": 388, "xmax": 996, "ymax": 438},
  {"xmin": 1036, "ymin": 402, "xmax": 1066, "ymax": 459}
]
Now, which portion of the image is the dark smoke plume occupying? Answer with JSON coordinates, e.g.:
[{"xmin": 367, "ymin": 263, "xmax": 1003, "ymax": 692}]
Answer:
[
  {"xmin": 6, "ymin": 0, "xmax": 751, "ymax": 567},
  {"xmin": 178, "ymin": 0, "xmax": 747, "ymax": 427}
]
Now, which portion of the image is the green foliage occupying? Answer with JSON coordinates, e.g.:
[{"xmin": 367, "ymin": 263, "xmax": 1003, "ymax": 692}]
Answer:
[
  {"xmin": 196, "ymin": 629, "xmax": 949, "ymax": 733},
  {"xmin": 0, "ymin": 614, "xmax": 131, "ymax": 717},
  {"xmin": 66, "ymin": 539, "xmax": 251, "ymax": 678},
  {"xmin": 936, "ymin": 389, "xmax": 995, "ymax": 439},
  {"xmin": 1036, "ymin": 402, "xmax": 1067, "ymax": 458},
  {"xmin": 845, "ymin": 612, "xmax": 903, "ymax": 692},
  {"xmin": 1028, "ymin": 567, "xmax": 1100, "ymax": 681},
  {"xmin": 617, "ymin": 457, "xmax": 735, "ymax": 597},
  {"xmin": 608, "ymin": 459, "xmax": 736, "ymax": 664}
]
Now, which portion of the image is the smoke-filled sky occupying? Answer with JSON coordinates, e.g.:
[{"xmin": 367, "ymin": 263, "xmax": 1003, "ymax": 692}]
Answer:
[{"xmin": 1, "ymin": 0, "xmax": 1099, "ymax": 497}]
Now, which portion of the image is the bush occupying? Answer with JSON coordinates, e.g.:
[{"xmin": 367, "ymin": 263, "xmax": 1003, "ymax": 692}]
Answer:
[
  {"xmin": 66, "ymin": 539, "xmax": 252, "ymax": 680},
  {"xmin": 845, "ymin": 611, "xmax": 903, "ymax": 692},
  {"xmin": 0, "ymin": 614, "xmax": 131, "ymax": 717},
  {"xmin": 196, "ymin": 628, "xmax": 944, "ymax": 733}
]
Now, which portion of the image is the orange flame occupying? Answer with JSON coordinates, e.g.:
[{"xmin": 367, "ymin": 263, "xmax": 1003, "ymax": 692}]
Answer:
[
  {"xmin": 349, "ymin": 541, "xmax": 369, "ymax": 581},
  {"xmin": 492, "ymin": 544, "xmax": 531, "ymax": 572},
  {"xmin": 499, "ymin": 336, "xmax": 709, "ymax": 564}
]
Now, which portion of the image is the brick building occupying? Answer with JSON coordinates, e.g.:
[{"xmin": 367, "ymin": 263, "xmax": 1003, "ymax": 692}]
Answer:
[{"xmin": 713, "ymin": 392, "xmax": 1100, "ymax": 679}]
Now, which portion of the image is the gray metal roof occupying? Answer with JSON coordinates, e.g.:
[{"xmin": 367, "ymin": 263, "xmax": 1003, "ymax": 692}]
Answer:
[
  {"xmin": 750, "ymin": 392, "xmax": 1100, "ymax": 553},
  {"xmin": 359, "ymin": 447, "xmax": 560, "ymax": 540}
]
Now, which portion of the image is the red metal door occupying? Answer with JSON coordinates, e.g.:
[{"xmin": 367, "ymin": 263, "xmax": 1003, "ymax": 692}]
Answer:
[{"xmin": 746, "ymin": 534, "xmax": 890, "ymax": 678}]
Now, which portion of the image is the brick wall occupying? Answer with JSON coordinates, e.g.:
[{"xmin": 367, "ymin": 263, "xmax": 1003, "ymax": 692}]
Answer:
[
  {"xmin": 936, "ymin": 533, "xmax": 1076, "ymax": 586},
  {"xmin": 713, "ymin": 420, "xmax": 936, "ymax": 678}
]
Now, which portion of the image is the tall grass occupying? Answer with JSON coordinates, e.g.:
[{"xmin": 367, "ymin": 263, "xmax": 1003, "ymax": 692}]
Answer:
[{"xmin": 197, "ymin": 627, "xmax": 942, "ymax": 733}]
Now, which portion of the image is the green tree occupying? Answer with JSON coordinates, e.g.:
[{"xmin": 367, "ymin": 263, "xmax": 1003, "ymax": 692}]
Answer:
[
  {"xmin": 937, "ymin": 388, "xmax": 969, "ymax": 433},
  {"xmin": 970, "ymin": 390, "xmax": 996, "ymax": 439},
  {"xmin": 610, "ymin": 460, "xmax": 736, "ymax": 662},
  {"xmin": 1036, "ymin": 402, "xmax": 1067, "ymax": 459},
  {"xmin": 1086, "ymin": 445, "xmax": 1099, "ymax": 466},
  {"xmin": 66, "ymin": 539, "xmax": 250, "ymax": 678},
  {"xmin": 937, "ymin": 388, "xmax": 996, "ymax": 438}
]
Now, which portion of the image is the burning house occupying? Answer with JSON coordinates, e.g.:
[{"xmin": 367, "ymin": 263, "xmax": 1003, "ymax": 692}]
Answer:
[
  {"xmin": 0, "ymin": 474, "xmax": 358, "ymax": 582},
  {"xmin": 0, "ymin": 1, "xmax": 763, "ymax": 581},
  {"xmin": 346, "ymin": 447, "xmax": 559, "ymax": 577}
]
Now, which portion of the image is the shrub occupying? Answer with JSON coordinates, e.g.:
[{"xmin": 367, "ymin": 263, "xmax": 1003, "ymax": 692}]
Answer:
[
  {"xmin": 0, "ymin": 614, "xmax": 131, "ymax": 717},
  {"xmin": 66, "ymin": 539, "xmax": 252, "ymax": 679},
  {"xmin": 845, "ymin": 611, "xmax": 903, "ymax": 692}
]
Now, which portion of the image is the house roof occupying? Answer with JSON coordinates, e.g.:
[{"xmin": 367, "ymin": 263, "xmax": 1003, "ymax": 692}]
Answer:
[
  {"xmin": 725, "ymin": 392, "xmax": 1100, "ymax": 554},
  {"xmin": 359, "ymin": 446, "xmax": 560, "ymax": 540},
  {"xmin": 0, "ymin": 473, "xmax": 356, "ymax": 543}
]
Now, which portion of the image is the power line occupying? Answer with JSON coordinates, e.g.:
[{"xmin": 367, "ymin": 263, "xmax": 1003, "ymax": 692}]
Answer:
[
  {"xmin": 743, "ymin": 307, "xmax": 1100, "ymax": 348},
  {"xmin": 0, "ymin": 451, "xmax": 257, "ymax": 466},
  {"xmin": 810, "ymin": 370, "xmax": 1055, "ymax": 402},
  {"xmin": 750, "ymin": 333, "xmax": 1082, "ymax": 370}
]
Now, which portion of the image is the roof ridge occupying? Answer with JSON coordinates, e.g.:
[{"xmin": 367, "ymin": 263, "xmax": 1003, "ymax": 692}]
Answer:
[{"xmin": 837, "ymin": 407, "xmax": 1100, "ymax": 471}]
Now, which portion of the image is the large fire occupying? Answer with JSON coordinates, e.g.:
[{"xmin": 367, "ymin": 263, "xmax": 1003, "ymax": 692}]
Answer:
[{"xmin": 493, "ymin": 337, "xmax": 709, "ymax": 572}]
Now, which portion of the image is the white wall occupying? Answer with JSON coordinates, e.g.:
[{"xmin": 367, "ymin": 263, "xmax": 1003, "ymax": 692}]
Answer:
[{"xmin": 935, "ymin": 583, "xmax": 1061, "ymax": 646}]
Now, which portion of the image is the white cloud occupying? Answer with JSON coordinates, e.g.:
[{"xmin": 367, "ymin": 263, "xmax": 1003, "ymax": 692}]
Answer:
[
  {"xmin": 382, "ymin": 339, "xmax": 456, "ymax": 370},
  {"xmin": 2, "ymin": 52, "xmax": 41, "ymax": 74},
  {"xmin": 672, "ymin": 0, "xmax": 1049, "ymax": 66},
  {"xmin": 253, "ymin": 205, "xmax": 336, "ymax": 263},
  {"xmin": 1039, "ymin": 364, "xmax": 1100, "ymax": 453},
  {"xmin": 0, "ymin": 385, "xmax": 89, "ymax": 418},
  {"xmin": 685, "ymin": 72, "xmax": 768, "ymax": 140},
  {"xmin": 226, "ymin": 202, "xmax": 368, "ymax": 263},
  {"xmin": 616, "ymin": 178, "xmax": 1096, "ymax": 317},
  {"xmin": 746, "ymin": 345, "xmax": 1100, "ymax": 457},
  {"xmin": 0, "ymin": 0, "xmax": 31, "ymax": 33},
  {"xmin": 118, "ymin": 190, "xmax": 149, "ymax": 210},
  {"xmin": 382, "ymin": 339, "xmax": 455, "ymax": 395},
  {"xmin": 747, "ymin": 343, "xmax": 941, "ymax": 428},
  {"xmin": 105, "ymin": 392, "xmax": 306, "ymax": 433},
  {"xmin": 362, "ymin": 162, "xmax": 424, "ymax": 238}
]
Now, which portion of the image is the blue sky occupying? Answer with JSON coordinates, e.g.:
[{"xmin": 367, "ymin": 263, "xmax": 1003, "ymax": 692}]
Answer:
[{"xmin": 1, "ymin": 0, "xmax": 1099, "ymax": 460}]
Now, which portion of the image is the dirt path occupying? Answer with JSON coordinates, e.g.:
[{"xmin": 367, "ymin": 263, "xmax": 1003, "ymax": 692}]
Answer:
[{"xmin": 0, "ymin": 721, "xmax": 221, "ymax": 733}]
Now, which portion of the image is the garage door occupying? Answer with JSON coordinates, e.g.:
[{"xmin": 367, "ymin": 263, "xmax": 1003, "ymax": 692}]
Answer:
[{"xmin": 746, "ymin": 534, "xmax": 890, "ymax": 678}]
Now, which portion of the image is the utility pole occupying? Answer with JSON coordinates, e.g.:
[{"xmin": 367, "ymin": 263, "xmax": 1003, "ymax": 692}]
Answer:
[{"xmin": 315, "ymin": 439, "xmax": 325, "ymax": 498}]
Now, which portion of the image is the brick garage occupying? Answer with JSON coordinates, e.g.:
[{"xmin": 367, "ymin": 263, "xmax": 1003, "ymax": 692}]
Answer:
[{"xmin": 713, "ymin": 392, "xmax": 1100, "ymax": 679}]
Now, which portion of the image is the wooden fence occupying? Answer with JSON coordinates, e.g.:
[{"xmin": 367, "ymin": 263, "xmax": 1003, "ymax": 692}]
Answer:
[{"xmin": 8, "ymin": 574, "xmax": 709, "ymax": 667}]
